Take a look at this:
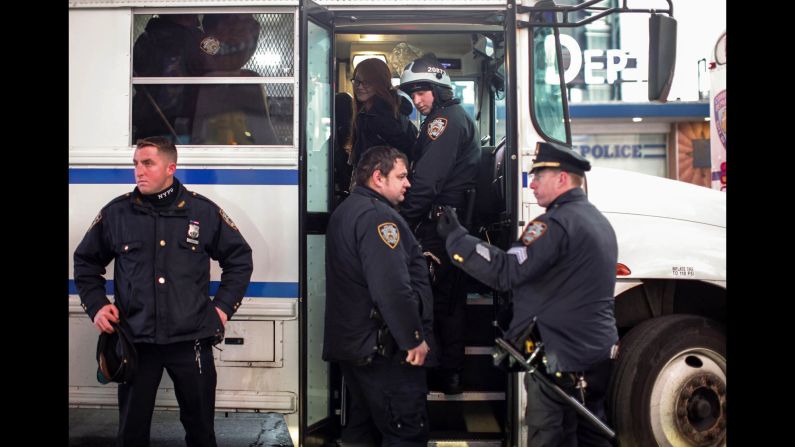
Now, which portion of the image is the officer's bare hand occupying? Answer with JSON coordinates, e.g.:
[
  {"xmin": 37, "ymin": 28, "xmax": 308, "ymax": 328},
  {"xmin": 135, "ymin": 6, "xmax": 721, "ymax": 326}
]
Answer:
[
  {"xmin": 93, "ymin": 304, "xmax": 119, "ymax": 334},
  {"xmin": 215, "ymin": 306, "xmax": 228, "ymax": 326},
  {"xmin": 405, "ymin": 341, "xmax": 430, "ymax": 366}
]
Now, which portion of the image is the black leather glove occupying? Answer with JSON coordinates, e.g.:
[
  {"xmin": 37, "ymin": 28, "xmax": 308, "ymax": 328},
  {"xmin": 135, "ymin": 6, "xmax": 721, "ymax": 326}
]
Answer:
[{"xmin": 436, "ymin": 205, "xmax": 464, "ymax": 239}]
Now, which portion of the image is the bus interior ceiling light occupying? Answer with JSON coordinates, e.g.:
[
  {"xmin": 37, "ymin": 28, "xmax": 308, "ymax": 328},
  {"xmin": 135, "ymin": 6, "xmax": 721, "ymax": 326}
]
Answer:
[
  {"xmin": 359, "ymin": 34, "xmax": 383, "ymax": 42},
  {"xmin": 352, "ymin": 53, "xmax": 387, "ymax": 69}
]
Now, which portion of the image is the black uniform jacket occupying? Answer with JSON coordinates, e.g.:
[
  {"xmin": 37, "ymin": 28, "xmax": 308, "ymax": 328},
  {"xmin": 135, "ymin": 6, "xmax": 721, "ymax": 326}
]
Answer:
[
  {"xmin": 323, "ymin": 186, "xmax": 435, "ymax": 364},
  {"xmin": 400, "ymin": 98, "xmax": 480, "ymax": 228},
  {"xmin": 74, "ymin": 181, "xmax": 253, "ymax": 344},
  {"xmin": 445, "ymin": 188, "xmax": 618, "ymax": 372},
  {"xmin": 351, "ymin": 95, "xmax": 417, "ymax": 167}
]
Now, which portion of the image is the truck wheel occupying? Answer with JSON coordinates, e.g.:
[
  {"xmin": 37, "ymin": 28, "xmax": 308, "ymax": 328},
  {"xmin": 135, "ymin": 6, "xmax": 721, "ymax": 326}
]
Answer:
[{"xmin": 608, "ymin": 315, "xmax": 726, "ymax": 446}]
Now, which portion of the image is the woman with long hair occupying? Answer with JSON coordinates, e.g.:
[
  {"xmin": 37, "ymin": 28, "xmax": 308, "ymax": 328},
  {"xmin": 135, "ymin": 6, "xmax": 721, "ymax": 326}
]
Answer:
[{"xmin": 347, "ymin": 58, "xmax": 417, "ymax": 186}]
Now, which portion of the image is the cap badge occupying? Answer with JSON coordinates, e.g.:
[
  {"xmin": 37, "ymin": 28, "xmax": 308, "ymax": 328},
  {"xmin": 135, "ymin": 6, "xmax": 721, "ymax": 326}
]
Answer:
[{"xmin": 200, "ymin": 36, "xmax": 221, "ymax": 55}]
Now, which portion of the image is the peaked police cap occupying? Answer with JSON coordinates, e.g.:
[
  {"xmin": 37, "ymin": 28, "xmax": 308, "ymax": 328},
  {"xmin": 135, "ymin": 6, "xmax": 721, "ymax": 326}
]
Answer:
[
  {"xmin": 96, "ymin": 319, "xmax": 138, "ymax": 384},
  {"xmin": 530, "ymin": 141, "xmax": 591, "ymax": 176}
]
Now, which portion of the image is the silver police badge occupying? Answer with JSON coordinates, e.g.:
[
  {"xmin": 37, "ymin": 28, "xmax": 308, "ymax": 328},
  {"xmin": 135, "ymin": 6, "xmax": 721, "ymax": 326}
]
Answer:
[
  {"xmin": 187, "ymin": 220, "xmax": 200, "ymax": 244},
  {"xmin": 520, "ymin": 220, "xmax": 547, "ymax": 246},
  {"xmin": 377, "ymin": 222, "xmax": 400, "ymax": 249},
  {"xmin": 427, "ymin": 117, "xmax": 448, "ymax": 140}
]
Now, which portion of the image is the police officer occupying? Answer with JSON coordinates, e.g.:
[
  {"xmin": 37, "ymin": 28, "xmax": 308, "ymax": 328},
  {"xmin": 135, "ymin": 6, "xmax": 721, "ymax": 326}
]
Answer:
[
  {"xmin": 398, "ymin": 54, "xmax": 480, "ymax": 394},
  {"xmin": 132, "ymin": 15, "xmax": 206, "ymax": 142},
  {"xmin": 73, "ymin": 136, "xmax": 253, "ymax": 447},
  {"xmin": 436, "ymin": 142, "xmax": 619, "ymax": 446},
  {"xmin": 324, "ymin": 145, "xmax": 435, "ymax": 446}
]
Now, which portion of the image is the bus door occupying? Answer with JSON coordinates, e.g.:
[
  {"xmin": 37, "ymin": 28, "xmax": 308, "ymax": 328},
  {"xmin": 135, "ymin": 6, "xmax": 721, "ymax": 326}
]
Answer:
[
  {"xmin": 299, "ymin": 1, "xmax": 337, "ymax": 445},
  {"xmin": 321, "ymin": 2, "xmax": 519, "ymax": 445}
]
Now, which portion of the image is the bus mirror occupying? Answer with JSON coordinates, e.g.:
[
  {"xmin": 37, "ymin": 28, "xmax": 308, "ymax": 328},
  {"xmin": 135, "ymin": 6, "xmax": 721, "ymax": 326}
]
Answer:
[{"xmin": 648, "ymin": 14, "xmax": 677, "ymax": 102}]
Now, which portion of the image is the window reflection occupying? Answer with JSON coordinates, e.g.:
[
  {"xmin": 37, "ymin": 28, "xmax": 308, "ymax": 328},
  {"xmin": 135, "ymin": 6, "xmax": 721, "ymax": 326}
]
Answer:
[{"xmin": 131, "ymin": 13, "xmax": 294, "ymax": 145}]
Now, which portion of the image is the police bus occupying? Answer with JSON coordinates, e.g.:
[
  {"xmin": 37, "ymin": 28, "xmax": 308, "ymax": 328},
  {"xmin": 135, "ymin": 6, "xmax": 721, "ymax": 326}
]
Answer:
[{"xmin": 68, "ymin": 1, "xmax": 726, "ymax": 445}]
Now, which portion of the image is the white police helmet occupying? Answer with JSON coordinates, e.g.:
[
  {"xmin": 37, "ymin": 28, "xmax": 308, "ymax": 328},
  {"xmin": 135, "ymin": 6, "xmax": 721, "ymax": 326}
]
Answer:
[{"xmin": 400, "ymin": 55, "xmax": 452, "ymax": 92}]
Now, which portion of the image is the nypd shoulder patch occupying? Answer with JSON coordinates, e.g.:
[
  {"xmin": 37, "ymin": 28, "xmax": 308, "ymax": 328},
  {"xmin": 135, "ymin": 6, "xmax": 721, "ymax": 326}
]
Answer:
[
  {"xmin": 520, "ymin": 220, "xmax": 547, "ymax": 246},
  {"xmin": 377, "ymin": 222, "xmax": 400, "ymax": 249},
  {"xmin": 219, "ymin": 208, "xmax": 239, "ymax": 231},
  {"xmin": 88, "ymin": 212, "xmax": 103, "ymax": 231},
  {"xmin": 427, "ymin": 117, "xmax": 448, "ymax": 140}
]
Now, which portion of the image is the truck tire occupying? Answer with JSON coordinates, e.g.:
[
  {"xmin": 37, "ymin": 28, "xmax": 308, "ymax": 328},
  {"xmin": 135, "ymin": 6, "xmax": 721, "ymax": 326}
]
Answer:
[{"xmin": 608, "ymin": 315, "xmax": 726, "ymax": 446}]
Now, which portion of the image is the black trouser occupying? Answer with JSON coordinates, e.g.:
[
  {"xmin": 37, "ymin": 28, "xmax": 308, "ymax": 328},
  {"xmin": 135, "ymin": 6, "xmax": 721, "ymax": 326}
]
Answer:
[
  {"xmin": 524, "ymin": 358, "xmax": 614, "ymax": 447},
  {"xmin": 341, "ymin": 356, "xmax": 429, "ymax": 447},
  {"xmin": 117, "ymin": 340, "xmax": 217, "ymax": 447},
  {"xmin": 416, "ymin": 222, "xmax": 466, "ymax": 371}
]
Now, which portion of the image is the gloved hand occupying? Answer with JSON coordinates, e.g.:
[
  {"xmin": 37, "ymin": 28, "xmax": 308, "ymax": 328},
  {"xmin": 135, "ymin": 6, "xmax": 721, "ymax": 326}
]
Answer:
[{"xmin": 436, "ymin": 205, "xmax": 464, "ymax": 239}]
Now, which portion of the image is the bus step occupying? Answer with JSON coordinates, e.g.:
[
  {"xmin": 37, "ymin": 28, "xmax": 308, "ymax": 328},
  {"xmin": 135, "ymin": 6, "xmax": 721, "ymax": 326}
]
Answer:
[
  {"xmin": 427, "ymin": 391, "xmax": 505, "ymax": 401},
  {"xmin": 427, "ymin": 400, "xmax": 505, "ymax": 438},
  {"xmin": 428, "ymin": 439, "xmax": 503, "ymax": 446}
]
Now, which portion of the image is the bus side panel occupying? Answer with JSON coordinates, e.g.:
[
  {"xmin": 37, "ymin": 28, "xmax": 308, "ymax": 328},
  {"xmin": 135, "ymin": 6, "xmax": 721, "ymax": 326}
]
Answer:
[{"xmin": 69, "ymin": 9, "xmax": 132, "ymax": 150}]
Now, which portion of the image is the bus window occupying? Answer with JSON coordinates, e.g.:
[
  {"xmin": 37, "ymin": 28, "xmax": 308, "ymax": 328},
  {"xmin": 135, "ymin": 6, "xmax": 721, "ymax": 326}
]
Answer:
[
  {"xmin": 131, "ymin": 13, "xmax": 294, "ymax": 146},
  {"xmin": 532, "ymin": 27, "xmax": 567, "ymax": 144},
  {"xmin": 452, "ymin": 80, "xmax": 477, "ymax": 121}
]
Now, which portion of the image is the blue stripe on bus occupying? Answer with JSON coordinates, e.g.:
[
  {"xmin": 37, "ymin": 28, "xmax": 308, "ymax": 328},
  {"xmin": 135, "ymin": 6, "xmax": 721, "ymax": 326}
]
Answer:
[
  {"xmin": 569, "ymin": 102, "xmax": 709, "ymax": 118},
  {"xmin": 523, "ymin": 171, "xmax": 528, "ymax": 188},
  {"xmin": 68, "ymin": 280, "xmax": 299, "ymax": 298},
  {"xmin": 69, "ymin": 168, "xmax": 298, "ymax": 185}
]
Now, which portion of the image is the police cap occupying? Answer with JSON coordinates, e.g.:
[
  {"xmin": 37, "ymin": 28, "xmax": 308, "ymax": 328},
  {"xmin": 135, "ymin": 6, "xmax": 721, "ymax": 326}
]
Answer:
[
  {"xmin": 96, "ymin": 320, "xmax": 137, "ymax": 384},
  {"xmin": 530, "ymin": 141, "xmax": 591, "ymax": 176}
]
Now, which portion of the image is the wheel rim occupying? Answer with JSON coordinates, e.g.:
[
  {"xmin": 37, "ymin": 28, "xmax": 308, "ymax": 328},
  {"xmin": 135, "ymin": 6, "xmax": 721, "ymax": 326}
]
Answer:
[{"xmin": 649, "ymin": 347, "xmax": 726, "ymax": 446}]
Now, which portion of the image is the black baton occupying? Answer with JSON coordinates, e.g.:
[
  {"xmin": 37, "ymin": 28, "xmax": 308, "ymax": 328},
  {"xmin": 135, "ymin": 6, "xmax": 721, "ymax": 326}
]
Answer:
[{"xmin": 494, "ymin": 337, "xmax": 615, "ymax": 439}]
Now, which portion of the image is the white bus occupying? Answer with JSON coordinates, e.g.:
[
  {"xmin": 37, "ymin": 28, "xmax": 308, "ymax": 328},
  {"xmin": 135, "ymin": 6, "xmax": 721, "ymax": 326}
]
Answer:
[{"xmin": 68, "ymin": 1, "xmax": 726, "ymax": 445}]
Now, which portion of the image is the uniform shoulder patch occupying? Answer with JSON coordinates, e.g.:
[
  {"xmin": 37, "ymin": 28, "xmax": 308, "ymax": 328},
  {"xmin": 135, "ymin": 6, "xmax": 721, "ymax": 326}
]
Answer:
[
  {"xmin": 88, "ymin": 212, "xmax": 103, "ymax": 231},
  {"xmin": 219, "ymin": 208, "xmax": 239, "ymax": 231},
  {"xmin": 377, "ymin": 222, "xmax": 400, "ymax": 249},
  {"xmin": 520, "ymin": 220, "xmax": 547, "ymax": 246},
  {"xmin": 427, "ymin": 117, "xmax": 448, "ymax": 140}
]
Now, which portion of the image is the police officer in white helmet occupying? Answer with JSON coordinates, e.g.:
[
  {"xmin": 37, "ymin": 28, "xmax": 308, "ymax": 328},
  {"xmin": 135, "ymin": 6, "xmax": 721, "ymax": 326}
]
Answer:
[{"xmin": 398, "ymin": 53, "xmax": 481, "ymax": 394}]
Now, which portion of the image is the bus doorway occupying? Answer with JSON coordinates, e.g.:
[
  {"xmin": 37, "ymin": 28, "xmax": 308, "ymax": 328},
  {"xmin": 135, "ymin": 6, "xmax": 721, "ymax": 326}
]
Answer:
[{"xmin": 324, "ymin": 11, "xmax": 516, "ymax": 445}]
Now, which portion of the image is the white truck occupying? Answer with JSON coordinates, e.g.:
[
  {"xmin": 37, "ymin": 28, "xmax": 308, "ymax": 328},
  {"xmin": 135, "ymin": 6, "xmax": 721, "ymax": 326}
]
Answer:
[{"xmin": 68, "ymin": 1, "xmax": 725, "ymax": 445}]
